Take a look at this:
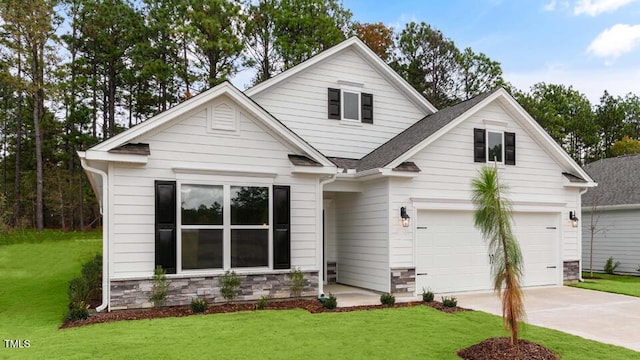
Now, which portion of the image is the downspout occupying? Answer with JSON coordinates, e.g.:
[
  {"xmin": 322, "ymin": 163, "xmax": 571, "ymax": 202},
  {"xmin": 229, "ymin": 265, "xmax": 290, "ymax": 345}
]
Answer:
[
  {"xmin": 577, "ymin": 188, "xmax": 589, "ymax": 283},
  {"xmin": 317, "ymin": 173, "xmax": 337, "ymax": 297},
  {"xmin": 80, "ymin": 156, "xmax": 110, "ymax": 312}
]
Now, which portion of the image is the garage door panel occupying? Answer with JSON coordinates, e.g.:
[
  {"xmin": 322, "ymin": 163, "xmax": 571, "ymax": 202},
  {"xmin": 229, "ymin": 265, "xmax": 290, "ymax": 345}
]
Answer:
[{"xmin": 416, "ymin": 210, "xmax": 560, "ymax": 294}]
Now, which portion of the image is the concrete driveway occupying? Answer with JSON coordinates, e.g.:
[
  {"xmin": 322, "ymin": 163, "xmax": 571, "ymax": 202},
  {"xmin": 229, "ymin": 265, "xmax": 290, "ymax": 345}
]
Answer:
[{"xmin": 454, "ymin": 286, "xmax": 640, "ymax": 352}]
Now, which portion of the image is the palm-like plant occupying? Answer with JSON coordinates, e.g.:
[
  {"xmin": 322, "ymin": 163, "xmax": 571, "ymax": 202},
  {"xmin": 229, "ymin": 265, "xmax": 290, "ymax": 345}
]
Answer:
[{"xmin": 471, "ymin": 165, "xmax": 525, "ymax": 345}]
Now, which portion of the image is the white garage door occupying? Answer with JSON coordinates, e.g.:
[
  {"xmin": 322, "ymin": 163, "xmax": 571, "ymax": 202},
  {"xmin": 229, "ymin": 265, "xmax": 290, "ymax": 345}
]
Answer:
[{"xmin": 416, "ymin": 210, "xmax": 559, "ymax": 294}]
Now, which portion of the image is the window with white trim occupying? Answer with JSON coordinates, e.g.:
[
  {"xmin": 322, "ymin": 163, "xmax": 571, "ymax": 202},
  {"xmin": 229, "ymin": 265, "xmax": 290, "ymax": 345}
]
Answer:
[
  {"xmin": 342, "ymin": 91, "xmax": 360, "ymax": 120},
  {"xmin": 179, "ymin": 184, "xmax": 270, "ymax": 271},
  {"xmin": 487, "ymin": 131, "xmax": 503, "ymax": 163}
]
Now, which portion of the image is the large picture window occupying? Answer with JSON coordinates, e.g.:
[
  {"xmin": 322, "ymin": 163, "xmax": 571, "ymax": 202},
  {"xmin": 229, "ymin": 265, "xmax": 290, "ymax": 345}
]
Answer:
[{"xmin": 179, "ymin": 184, "xmax": 270, "ymax": 271}]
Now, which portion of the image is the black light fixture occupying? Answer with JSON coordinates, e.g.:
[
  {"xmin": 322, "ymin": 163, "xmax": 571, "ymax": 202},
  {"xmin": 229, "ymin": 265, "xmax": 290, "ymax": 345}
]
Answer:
[
  {"xmin": 569, "ymin": 211, "xmax": 579, "ymax": 228},
  {"xmin": 400, "ymin": 207, "xmax": 410, "ymax": 227}
]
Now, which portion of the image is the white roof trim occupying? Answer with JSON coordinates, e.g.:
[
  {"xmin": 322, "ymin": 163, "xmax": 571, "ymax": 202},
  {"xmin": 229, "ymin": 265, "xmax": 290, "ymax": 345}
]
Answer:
[
  {"xmin": 86, "ymin": 82, "xmax": 334, "ymax": 168},
  {"xmin": 244, "ymin": 37, "xmax": 437, "ymax": 114},
  {"xmin": 386, "ymin": 88, "xmax": 596, "ymax": 186},
  {"xmin": 582, "ymin": 204, "xmax": 640, "ymax": 211}
]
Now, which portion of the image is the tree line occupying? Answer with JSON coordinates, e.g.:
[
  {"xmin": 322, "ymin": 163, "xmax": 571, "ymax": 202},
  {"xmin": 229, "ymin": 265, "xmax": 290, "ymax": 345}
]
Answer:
[{"xmin": 0, "ymin": 0, "xmax": 638, "ymax": 230}]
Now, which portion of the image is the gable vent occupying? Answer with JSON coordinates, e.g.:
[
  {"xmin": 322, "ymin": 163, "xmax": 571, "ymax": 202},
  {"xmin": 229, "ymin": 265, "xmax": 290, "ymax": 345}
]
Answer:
[{"xmin": 208, "ymin": 102, "xmax": 238, "ymax": 132}]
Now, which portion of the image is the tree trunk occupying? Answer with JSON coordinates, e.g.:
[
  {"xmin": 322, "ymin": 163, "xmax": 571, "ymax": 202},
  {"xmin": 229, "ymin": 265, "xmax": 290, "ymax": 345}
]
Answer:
[
  {"xmin": 13, "ymin": 45, "xmax": 23, "ymax": 226},
  {"xmin": 32, "ymin": 44, "xmax": 44, "ymax": 231}
]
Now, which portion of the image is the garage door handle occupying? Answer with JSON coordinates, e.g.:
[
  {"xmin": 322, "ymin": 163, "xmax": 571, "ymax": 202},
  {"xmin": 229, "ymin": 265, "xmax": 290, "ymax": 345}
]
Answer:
[
  {"xmin": 417, "ymin": 273, "xmax": 428, "ymax": 276},
  {"xmin": 546, "ymin": 266, "xmax": 557, "ymax": 269}
]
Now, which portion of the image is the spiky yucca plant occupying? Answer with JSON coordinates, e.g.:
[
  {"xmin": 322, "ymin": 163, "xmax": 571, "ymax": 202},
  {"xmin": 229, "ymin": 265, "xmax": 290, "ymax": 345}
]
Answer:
[{"xmin": 471, "ymin": 165, "xmax": 525, "ymax": 345}]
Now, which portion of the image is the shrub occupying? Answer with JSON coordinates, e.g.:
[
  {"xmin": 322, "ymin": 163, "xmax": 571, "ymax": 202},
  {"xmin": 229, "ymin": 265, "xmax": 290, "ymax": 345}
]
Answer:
[
  {"xmin": 66, "ymin": 301, "xmax": 89, "ymax": 321},
  {"xmin": 604, "ymin": 257, "xmax": 620, "ymax": 274},
  {"xmin": 150, "ymin": 266, "xmax": 171, "ymax": 307},
  {"xmin": 256, "ymin": 295, "xmax": 271, "ymax": 310},
  {"xmin": 287, "ymin": 267, "xmax": 305, "ymax": 298},
  {"xmin": 65, "ymin": 253, "xmax": 102, "ymax": 321},
  {"xmin": 441, "ymin": 296, "xmax": 457, "ymax": 308},
  {"xmin": 422, "ymin": 287, "xmax": 434, "ymax": 302},
  {"xmin": 323, "ymin": 293, "xmax": 337, "ymax": 309},
  {"xmin": 219, "ymin": 271, "xmax": 241, "ymax": 303},
  {"xmin": 380, "ymin": 292, "xmax": 395, "ymax": 306},
  {"xmin": 190, "ymin": 298, "xmax": 208, "ymax": 313}
]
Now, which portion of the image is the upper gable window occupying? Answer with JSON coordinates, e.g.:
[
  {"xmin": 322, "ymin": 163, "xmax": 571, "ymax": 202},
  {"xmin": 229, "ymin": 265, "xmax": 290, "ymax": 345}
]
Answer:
[
  {"xmin": 474, "ymin": 128, "xmax": 516, "ymax": 165},
  {"xmin": 328, "ymin": 88, "xmax": 373, "ymax": 124}
]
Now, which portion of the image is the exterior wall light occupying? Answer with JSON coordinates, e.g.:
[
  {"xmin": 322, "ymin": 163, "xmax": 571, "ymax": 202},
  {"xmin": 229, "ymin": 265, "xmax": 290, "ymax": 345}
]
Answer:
[
  {"xmin": 400, "ymin": 206, "xmax": 410, "ymax": 227},
  {"xmin": 569, "ymin": 211, "xmax": 579, "ymax": 228}
]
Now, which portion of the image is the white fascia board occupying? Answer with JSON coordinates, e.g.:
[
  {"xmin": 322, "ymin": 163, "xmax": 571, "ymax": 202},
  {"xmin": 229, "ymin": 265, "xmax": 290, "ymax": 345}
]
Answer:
[
  {"xmin": 172, "ymin": 165, "xmax": 277, "ymax": 178},
  {"xmin": 245, "ymin": 37, "xmax": 437, "ymax": 114},
  {"xmin": 84, "ymin": 150, "xmax": 148, "ymax": 164},
  {"xmin": 582, "ymin": 204, "xmax": 640, "ymax": 211},
  {"xmin": 291, "ymin": 166, "xmax": 338, "ymax": 175},
  {"xmin": 564, "ymin": 181, "xmax": 597, "ymax": 188}
]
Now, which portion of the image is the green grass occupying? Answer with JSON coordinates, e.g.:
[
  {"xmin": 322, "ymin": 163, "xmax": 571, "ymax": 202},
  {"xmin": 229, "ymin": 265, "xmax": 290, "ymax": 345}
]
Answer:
[
  {"xmin": 0, "ymin": 228, "xmax": 102, "ymax": 246},
  {"xmin": 570, "ymin": 272, "xmax": 640, "ymax": 297},
  {"xmin": 1, "ymin": 232, "xmax": 639, "ymax": 359}
]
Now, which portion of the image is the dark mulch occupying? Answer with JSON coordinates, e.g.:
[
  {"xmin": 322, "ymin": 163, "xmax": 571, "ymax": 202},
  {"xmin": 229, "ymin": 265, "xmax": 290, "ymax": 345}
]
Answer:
[
  {"xmin": 61, "ymin": 299, "xmax": 469, "ymax": 329},
  {"xmin": 457, "ymin": 337, "xmax": 560, "ymax": 360}
]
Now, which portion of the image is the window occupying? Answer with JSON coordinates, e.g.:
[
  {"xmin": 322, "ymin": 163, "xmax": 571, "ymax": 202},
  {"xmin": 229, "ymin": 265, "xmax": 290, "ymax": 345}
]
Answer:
[
  {"xmin": 179, "ymin": 184, "xmax": 270, "ymax": 271},
  {"xmin": 474, "ymin": 129, "xmax": 516, "ymax": 165},
  {"xmin": 328, "ymin": 88, "xmax": 373, "ymax": 123},
  {"xmin": 487, "ymin": 131, "xmax": 503, "ymax": 163}
]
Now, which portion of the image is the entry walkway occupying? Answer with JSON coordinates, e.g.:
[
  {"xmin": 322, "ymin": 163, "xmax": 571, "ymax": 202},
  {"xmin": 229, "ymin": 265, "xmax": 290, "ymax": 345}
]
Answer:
[{"xmin": 453, "ymin": 286, "xmax": 640, "ymax": 352}]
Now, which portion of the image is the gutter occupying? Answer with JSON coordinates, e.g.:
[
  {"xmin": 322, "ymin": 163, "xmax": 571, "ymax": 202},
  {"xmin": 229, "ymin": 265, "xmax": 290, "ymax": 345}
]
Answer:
[
  {"xmin": 317, "ymin": 173, "xmax": 337, "ymax": 297},
  {"xmin": 79, "ymin": 154, "xmax": 110, "ymax": 312}
]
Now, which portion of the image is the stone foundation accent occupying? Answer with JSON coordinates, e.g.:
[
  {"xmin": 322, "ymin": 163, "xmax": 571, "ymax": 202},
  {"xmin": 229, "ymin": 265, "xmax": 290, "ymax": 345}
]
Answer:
[
  {"xmin": 563, "ymin": 260, "xmax": 580, "ymax": 282},
  {"xmin": 390, "ymin": 267, "xmax": 415, "ymax": 294},
  {"xmin": 326, "ymin": 262, "xmax": 337, "ymax": 284},
  {"xmin": 110, "ymin": 271, "xmax": 319, "ymax": 310}
]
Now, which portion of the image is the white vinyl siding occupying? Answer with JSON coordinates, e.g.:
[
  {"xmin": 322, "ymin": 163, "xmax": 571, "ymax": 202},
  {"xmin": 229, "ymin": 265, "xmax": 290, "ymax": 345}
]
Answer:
[
  {"xmin": 334, "ymin": 179, "xmax": 389, "ymax": 292},
  {"xmin": 581, "ymin": 208, "xmax": 640, "ymax": 274},
  {"xmin": 389, "ymin": 102, "xmax": 582, "ymax": 270},
  {"xmin": 109, "ymin": 96, "xmax": 319, "ymax": 279},
  {"xmin": 250, "ymin": 48, "xmax": 430, "ymax": 158}
]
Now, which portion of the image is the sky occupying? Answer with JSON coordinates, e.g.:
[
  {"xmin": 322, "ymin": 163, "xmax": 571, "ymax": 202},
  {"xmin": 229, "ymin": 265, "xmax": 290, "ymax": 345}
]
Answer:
[{"xmin": 237, "ymin": 0, "xmax": 640, "ymax": 104}]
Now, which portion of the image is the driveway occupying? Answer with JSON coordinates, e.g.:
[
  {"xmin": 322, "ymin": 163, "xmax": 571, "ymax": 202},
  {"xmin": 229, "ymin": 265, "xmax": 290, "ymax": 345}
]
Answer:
[{"xmin": 454, "ymin": 286, "xmax": 640, "ymax": 352}]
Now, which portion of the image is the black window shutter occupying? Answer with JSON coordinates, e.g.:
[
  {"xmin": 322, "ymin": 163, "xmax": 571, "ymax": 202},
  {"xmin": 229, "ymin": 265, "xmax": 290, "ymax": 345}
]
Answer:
[
  {"xmin": 328, "ymin": 88, "xmax": 340, "ymax": 120},
  {"xmin": 155, "ymin": 180, "xmax": 176, "ymax": 274},
  {"xmin": 505, "ymin": 132, "xmax": 516, "ymax": 165},
  {"xmin": 361, "ymin": 93, "xmax": 373, "ymax": 124},
  {"xmin": 473, "ymin": 128, "xmax": 486, "ymax": 163},
  {"xmin": 273, "ymin": 185, "xmax": 291, "ymax": 269}
]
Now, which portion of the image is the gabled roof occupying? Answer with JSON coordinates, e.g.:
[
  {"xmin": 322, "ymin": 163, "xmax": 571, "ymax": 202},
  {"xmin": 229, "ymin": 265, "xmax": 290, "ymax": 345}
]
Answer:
[
  {"xmin": 244, "ymin": 37, "xmax": 437, "ymax": 114},
  {"xmin": 358, "ymin": 90, "xmax": 495, "ymax": 171},
  {"xmin": 582, "ymin": 154, "xmax": 640, "ymax": 207},
  {"xmin": 358, "ymin": 87, "xmax": 595, "ymax": 187},
  {"xmin": 85, "ymin": 81, "xmax": 335, "ymax": 168}
]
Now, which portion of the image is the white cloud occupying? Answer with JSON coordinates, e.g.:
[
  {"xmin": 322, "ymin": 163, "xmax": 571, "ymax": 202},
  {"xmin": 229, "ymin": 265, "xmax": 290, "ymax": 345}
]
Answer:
[
  {"xmin": 587, "ymin": 24, "xmax": 640, "ymax": 59},
  {"xmin": 574, "ymin": 0, "xmax": 638, "ymax": 16},
  {"xmin": 544, "ymin": 0, "xmax": 558, "ymax": 11}
]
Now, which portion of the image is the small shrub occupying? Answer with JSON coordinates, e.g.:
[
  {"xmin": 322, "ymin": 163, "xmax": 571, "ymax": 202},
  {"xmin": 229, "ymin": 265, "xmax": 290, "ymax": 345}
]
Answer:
[
  {"xmin": 441, "ymin": 296, "xmax": 457, "ymax": 308},
  {"xmin": 604, "ymin": 257, "xmax": 620, "ymax": 274},
  {"xmin": 190, "ymin": 298, "xmax": 208, "ymax": 313},
  {"xmin": 287, "ymin": 267, "xmax": 305, "ymax": 298},
  {"xmin": 323, "ymin": 293, "xmax": 337, "ymax": 309},
  {"xmin": 218, "ymin": 270, "xmax": 241, "ymax": 303},
  {"xmin": 66, "ymin": 301, "xmax": 89, "ymax": 321},
  {"xmin": 422, "ymin": 287, "xmax": 434, "ymax": 302},
  {"xmin": 150, "ymin": 266, "xmax": 171, "ymax": 307},
  {"xmin": 256, "ymin": 295, "xmax": 271, "ymax": 310},
  {"xmin": 380, "ymin": 292, "xmax": 395, "ymax": 306}
]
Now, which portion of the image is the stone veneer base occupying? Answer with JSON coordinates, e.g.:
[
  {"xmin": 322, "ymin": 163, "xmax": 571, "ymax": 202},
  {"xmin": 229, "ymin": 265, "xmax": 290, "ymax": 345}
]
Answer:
[
  {"xmin": 390, "ymin": 267, "xmax": 415, "ymax": 294},
  {"xmin": 563, "ymin": 260, "xmax": 580, "ymax": 283},
  {"xmin": 110, "ymin": 271, "xmax": 319, "ymax": 310}
]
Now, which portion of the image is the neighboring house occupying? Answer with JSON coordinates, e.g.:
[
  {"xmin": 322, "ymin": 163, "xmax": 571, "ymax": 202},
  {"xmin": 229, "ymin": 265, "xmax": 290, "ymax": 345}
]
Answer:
[
  {"xmin": 79, "ymin": 37, "xmax": 595, "ymax": 311},
  {"xmin": 582, "ymin": 154, "xmax": 640, "ymax": 274}
]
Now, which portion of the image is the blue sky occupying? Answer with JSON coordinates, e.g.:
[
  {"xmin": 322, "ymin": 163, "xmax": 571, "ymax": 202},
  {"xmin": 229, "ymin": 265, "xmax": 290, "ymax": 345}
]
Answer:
[{"xmin": 339, "ymin": 0, "xmax": 640, "ymax": 103}]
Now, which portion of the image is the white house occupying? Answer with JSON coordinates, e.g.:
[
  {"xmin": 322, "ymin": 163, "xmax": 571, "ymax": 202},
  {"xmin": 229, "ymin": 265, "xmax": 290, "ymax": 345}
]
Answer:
[
  {"xmin": 79, "ymin": 37, "xmax": 596, "ymax": 311},
  {"xmin": 582, "ymin": 154, "xmax": 640, "ymax": 274}
]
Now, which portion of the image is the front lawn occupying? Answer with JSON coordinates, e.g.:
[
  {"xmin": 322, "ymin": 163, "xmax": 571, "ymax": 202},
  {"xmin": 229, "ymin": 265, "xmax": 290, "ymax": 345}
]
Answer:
[
  {"xmin": 570, "ymin": 272, "xmax": 640, "ymax": 297},
  {"xmin": 1, "ymin": 232, "xmax": 638, "ymax": 359}
]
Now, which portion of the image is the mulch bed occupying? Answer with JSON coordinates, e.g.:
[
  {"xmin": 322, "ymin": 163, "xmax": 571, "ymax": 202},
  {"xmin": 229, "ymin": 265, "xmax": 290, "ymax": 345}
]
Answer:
[
  {"xmin": 457, "ymin": 337, "xmax": 560, "ymax": 360},
  {"xmin": 60, "ymin": 299, "xmax": 469, "ymax": 329}
]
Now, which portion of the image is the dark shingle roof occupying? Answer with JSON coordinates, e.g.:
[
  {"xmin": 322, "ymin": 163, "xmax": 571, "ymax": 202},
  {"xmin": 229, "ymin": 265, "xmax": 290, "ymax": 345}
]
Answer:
[
  {"xmin": 392, "ymin": 162, "xmax": 421, "ymax": 172},
  {"xmin": 288, "ymin": 154, "xmax": 321, "ymax": 167},
  {"xmin": 582, "ymin": 154, "xmax": 640, "ymax": 207},
  {"xmin": 562, "ymin": 172, "xmax": 587, "ymax": 183},
  {"xmin": 328, "ymin": 157, "xmax": 360, "ymax": 171},
  {"xmin": 109, "ymin": 143, "xmax": 150, "ymax": 155},
  {"xmin": 357, "ymin": 90, "xmax": 496, "ymax": 171}
]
